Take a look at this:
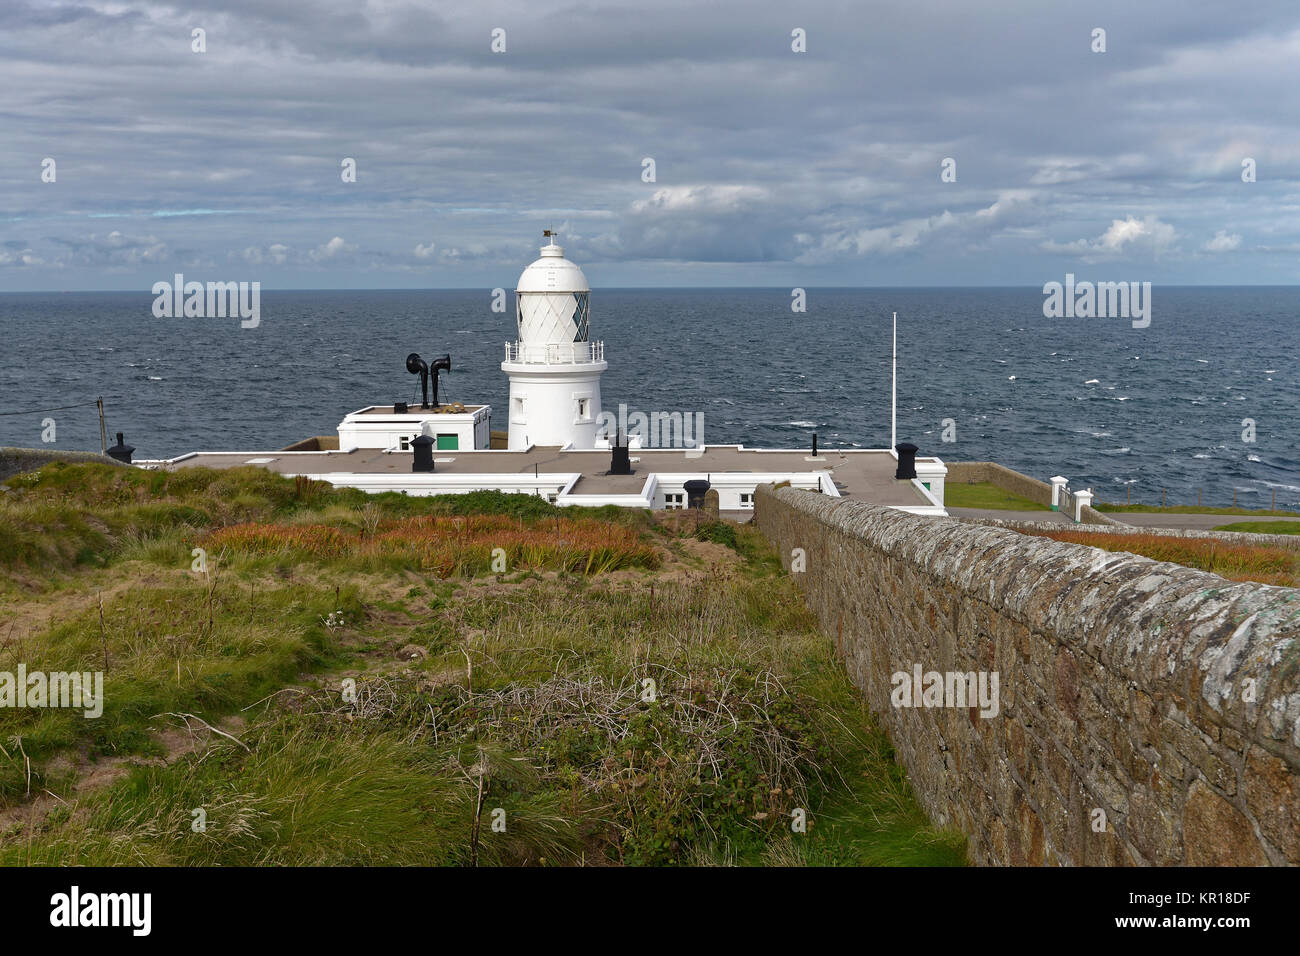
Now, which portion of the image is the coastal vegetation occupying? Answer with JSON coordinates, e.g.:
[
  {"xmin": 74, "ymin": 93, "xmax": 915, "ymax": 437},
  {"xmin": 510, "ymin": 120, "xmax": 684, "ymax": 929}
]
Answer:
[
  {"xmin": 0, "ymin": 462, "xmax": 964, "ymax": 866},
  {"xmin": 1213, "ymin": 520, "xmax": 1300, "ymax": 535},
  {"xmin": 1019, "ymin": 528, "xmax": 1300, "ymax": 588}
]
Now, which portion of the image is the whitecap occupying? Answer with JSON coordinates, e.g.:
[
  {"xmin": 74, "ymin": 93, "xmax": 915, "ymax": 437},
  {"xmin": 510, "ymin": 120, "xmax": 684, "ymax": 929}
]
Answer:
[{"xmin": 1084, "ymin": 379, "xmax": 1100, "ymax": 385}]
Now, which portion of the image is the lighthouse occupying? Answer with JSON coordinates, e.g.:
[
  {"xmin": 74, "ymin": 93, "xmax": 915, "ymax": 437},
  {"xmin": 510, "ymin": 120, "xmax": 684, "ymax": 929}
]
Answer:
[{"xmin": 502, "ymin": 232, "xmax": 608, "ymax": 449}]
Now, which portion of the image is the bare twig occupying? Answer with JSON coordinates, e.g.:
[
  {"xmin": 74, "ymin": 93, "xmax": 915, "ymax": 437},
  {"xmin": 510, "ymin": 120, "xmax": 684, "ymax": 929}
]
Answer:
[{"xmin": 151, "ymin": 712, "xmax": 251, "ymax": 752}]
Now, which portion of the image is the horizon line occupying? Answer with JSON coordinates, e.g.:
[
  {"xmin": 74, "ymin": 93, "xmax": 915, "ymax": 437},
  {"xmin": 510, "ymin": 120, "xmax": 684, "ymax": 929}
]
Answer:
[{"xmin": 2, "ymin": 282, "xmax": 1299, "ymax": 295}]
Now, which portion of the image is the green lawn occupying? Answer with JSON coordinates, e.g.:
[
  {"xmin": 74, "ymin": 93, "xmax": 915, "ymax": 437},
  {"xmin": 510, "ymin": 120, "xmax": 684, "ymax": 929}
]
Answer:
[
  {"xmin": 1213, "ymin": 520, "xmax": 1300, "ymax": 535},
  {"xmin": 944, "ymin": 482, "xmax": 1050, "ymax": 512}
]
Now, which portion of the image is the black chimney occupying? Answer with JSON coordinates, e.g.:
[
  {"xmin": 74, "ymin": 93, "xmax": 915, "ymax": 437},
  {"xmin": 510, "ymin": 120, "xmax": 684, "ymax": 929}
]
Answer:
[
  {"xmin": 411, "ymin": 433, "xmax": 435, "ymax": 473},
  {"xmin": 107, "ymin": 432, "xmax": 134, "ymax": 464},
  {"xmin": 610, "ymin": 431, "xmax": 631, "ymax": 475},
  {"xmin": 894, "ymin": 442, "xmax": 918, "ymax": 480},
  {"xmin": 683, "ymin": 478, "xmax": 711, "ymax": 509}
]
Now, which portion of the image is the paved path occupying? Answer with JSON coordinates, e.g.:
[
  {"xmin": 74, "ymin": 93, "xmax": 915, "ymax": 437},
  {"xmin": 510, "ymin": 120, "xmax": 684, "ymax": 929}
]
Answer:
[
  {"xmin": 945, "ymin": 508, "xmax": 1300, "ymax": 535},
  {"xmin": 1107, "ymin": 512, "xmax": 1300, "ymax": 532}
]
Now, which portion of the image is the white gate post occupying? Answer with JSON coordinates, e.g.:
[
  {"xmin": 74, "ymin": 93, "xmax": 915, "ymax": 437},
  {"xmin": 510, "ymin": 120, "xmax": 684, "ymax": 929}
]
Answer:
[{"xmin": 1051, "ymin": 476, "xmax": 1068, "ymax": 511}]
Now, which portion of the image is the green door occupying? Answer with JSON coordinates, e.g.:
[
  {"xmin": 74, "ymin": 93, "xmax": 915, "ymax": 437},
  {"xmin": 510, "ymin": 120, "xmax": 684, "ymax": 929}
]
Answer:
[{"xmin": 436, "ymin": 434, "xmax": 458, "ymax": 451}]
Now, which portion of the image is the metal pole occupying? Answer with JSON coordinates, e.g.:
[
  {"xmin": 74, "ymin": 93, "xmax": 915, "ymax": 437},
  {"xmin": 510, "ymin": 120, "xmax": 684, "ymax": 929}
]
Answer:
[
  {"xmin": 890, "ymin": 312, "xmax": 897, "ymax": 452},
  {"xmin": 97, "ymin": 397, "xmax": 107, "ymax": 454}
]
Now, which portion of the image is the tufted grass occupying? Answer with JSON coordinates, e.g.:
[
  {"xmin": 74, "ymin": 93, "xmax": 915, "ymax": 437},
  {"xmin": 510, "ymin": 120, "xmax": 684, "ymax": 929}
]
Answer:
[
  {"xmin": 1020, "ymin": 528, "xmax": 1300, "ymax": 587},
  {"xmin": 1, "ymin": 462, "xmax": 966, "ymax": 867}
]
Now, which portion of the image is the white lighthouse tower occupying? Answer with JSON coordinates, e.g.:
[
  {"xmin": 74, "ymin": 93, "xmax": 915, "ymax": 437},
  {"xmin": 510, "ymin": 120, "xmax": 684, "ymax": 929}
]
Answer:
[{"xmin": 502, "ymin": 233, "xmax": 607, "ymax": 450}]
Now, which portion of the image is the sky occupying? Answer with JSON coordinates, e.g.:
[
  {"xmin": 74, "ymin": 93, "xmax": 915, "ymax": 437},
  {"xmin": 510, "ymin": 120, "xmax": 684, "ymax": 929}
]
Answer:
[{"xmin": 1, "ymin": 0, "xmax": 1299, "ymax": 290}]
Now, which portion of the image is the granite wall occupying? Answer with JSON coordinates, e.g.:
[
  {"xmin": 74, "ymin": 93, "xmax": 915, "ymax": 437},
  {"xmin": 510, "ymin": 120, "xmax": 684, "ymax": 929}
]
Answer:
[{"xmin": 756, "ymin": 484, "xmax": 1300, "ymax": 866}]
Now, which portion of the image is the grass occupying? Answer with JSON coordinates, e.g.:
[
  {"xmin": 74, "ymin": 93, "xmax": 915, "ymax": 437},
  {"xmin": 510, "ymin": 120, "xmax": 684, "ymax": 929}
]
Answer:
[
  {"xmin": 204, "ymin": 514, "xmax": 660, "ymax": 576},
  {"xmin": 943, "ymin": 482, "xmax": 1050, "ymax": 512},
  {"xmin": 1213, "ymin": 520, "xmax": 1300, "ymax": 535},
  {"xmin": 1017, "ymin": 528, "xmax": 1300, "ymax": 588},
  {"xmin": 0, "ymin": 463, "xmax": 965, "ymax": 867}
]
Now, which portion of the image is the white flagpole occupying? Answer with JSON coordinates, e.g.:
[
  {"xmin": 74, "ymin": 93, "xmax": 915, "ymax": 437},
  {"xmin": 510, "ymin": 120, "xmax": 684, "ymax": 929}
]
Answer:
[{"xmin": 891, "ymin": 311, "xmax": 897, "ymax": 452}]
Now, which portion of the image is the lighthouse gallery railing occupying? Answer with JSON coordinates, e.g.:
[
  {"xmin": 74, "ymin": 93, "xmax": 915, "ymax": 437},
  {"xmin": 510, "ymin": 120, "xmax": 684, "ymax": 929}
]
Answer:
[{"xmin": 504, "ymin": 341, "xmax": 605, "ymax": 365}]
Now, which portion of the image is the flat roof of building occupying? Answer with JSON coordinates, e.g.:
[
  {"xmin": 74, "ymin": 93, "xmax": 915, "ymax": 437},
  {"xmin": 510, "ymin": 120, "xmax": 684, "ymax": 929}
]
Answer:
[
  {"xmin": 349, "ymin": 404, "xmax": 485, "ymax": 416},
  {"xmin": 154, "ymin": 445, "xmax": 936, "ymax": 506}
]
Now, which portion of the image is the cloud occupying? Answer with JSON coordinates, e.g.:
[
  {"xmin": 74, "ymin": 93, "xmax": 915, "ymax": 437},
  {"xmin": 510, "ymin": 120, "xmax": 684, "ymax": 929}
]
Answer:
[
  {"xmin": 793, "ymin": 192, "xmax": 1040, "ymax": 264},
  {"xmin": 0, "ymin": 245, "xmax": 42, "ymax": 267},
  {"xmin": 1203, "ymin": 229, "xmax": 1242, "ymax": 252},
  {"xmin": 1042, "ymin": 216, "xmax": 1180, "ymax": 261},
  {"xmin": 50, "ymin": 231, "xmax": 172, "ymax": 268},
  {"xmin": 3, "ymin": 1, "xmax": 1300, "ymax": 287},
  {"xmin": 310, "ymin": 236, "xmax": 355, "ymax": 261}
]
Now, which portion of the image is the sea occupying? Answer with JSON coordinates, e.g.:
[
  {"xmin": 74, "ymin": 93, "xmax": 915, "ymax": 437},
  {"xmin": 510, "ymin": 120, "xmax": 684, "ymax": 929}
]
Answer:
[{"xmin": 0, "ymin": 286, "xmax": 1295, "ymax": 509}]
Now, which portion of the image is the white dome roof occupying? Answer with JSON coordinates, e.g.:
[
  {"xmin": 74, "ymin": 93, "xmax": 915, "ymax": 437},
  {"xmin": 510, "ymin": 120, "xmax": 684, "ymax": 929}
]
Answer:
[{"xmin": 516, "ymin": 239, "xmax": 589, "ymax": 294}]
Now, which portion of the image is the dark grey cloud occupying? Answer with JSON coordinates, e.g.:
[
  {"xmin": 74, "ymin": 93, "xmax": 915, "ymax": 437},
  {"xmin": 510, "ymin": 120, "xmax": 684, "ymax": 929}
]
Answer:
[{"xmin": 2, "ymin": 0, "xmax": 1299, "ymax": 289}]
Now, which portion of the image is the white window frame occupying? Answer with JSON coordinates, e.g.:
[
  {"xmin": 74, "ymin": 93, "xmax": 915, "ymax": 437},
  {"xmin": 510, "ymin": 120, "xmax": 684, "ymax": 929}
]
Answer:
[{"xmin": 572, "ymin": 389, "xmax": 594, "ymax": 424}]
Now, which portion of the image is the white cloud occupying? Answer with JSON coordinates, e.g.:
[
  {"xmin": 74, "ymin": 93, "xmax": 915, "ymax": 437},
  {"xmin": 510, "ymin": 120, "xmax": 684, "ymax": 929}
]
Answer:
[
  {"xmin": 1203, "ymin": 229, "xmax": 1242, "ymax": 252},
  {"xmin": 1042, "ymin": 216, "xmax": 1179, "ymax": 260},
  {"xmin": 310, "ymin": 236, "xmax": 355, "ymax": 261}
]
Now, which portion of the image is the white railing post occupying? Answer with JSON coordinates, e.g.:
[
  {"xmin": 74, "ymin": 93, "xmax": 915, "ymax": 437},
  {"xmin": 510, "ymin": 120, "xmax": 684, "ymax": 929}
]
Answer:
[
  {"xmin": 1074, "ymin": 489, "xmax": 1092, "ymax": 523},
  {"xmin": 1050, "ymin": 476, "xmax": 1068, "ymax": 511}
]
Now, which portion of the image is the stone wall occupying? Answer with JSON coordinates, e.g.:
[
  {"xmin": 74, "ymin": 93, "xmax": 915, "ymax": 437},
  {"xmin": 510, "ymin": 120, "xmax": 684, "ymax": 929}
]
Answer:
[
  {"xmin": 756, "ymin": 484, "xmax": 1300, "ymax": 866},
  {"xmin": 0, "ymin": 447, "xmax": 125, "ymax": 482}
]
